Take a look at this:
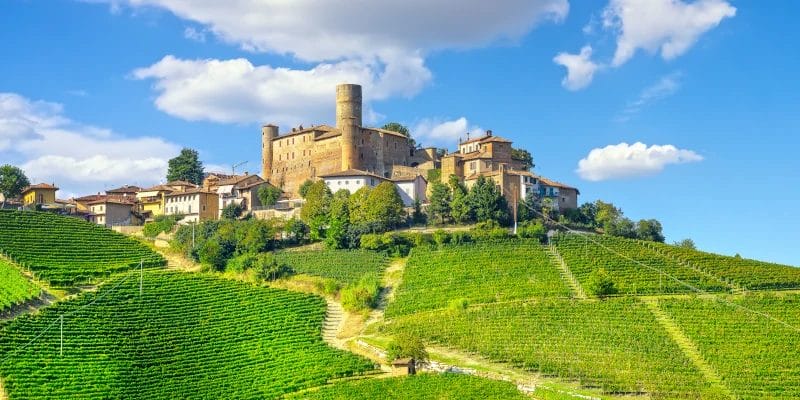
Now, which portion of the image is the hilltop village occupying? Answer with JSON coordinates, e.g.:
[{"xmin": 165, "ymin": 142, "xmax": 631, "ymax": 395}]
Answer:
[{"xmin": 1, "ymin": 84, "xmax": 578, "ymax": 227}]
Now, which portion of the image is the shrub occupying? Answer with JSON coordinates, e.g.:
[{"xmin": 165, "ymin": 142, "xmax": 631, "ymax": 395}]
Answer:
[
  {"xmin": 341, "ymin": 273, "xmax": 381, "ymax": 312},
  {"xmin": 143, "ymin": 215, "xmax": 182, "ymax": 238},
  {"xmin": 448, "ymin": 298, "xmax": 469, "ymax": 311},
  {"xmin": 198, "ymin": 239, "xmax": 226, "ymax": 271},
  {"xmin": 221, "ymin": 203, "xmax": 243, "ymax": 220},
  {"xmin": 255, "ymin": 253, "xmax": 293, "ymax": 281},
  {"xmin": 518, "ymin": 221, "xmax": 547, "ymax": 243},
  {"xmin": 226, "ymin": 253, "xmax": 258, "ymax": 273},
  {"xmin": 586, "ymin": 268, "xmax": 618, "ymax": 298}
]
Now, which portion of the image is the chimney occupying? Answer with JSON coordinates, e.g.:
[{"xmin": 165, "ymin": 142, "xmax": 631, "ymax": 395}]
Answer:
[{"xmin": 487, "ymin": 130, "xmax": 493, "ymax": 137}]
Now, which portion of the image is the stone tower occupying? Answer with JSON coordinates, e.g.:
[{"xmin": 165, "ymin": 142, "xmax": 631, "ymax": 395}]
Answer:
[
  {"xmin": 336, "ymin": 84, "xmax": 362, "ymax": 170},
  {"xmin": 261, "ymin": 124, "xmax": 277, "ymax": 182}
]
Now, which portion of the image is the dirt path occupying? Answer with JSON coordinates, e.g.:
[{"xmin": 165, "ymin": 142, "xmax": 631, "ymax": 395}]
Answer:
[
  {"xmin": 155, "ymin": 249, "xmax": 203, "ymax": 272},
  {"xmin": 546, "ymin": 245, "xmax": 587, "ymax": 299},
  {"xmin": 0, "ymin": 376, "xmax": 7, "ymax": 400},
  {"xmin": 366, "ymin": 258, "xmax": 406, "ymax": 326},
  {"xmin": 642, "ymin": 298, "xmax": 733, "ymax": 399}
]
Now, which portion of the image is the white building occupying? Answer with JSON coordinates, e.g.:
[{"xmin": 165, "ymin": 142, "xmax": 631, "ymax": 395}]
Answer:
[
  {"xmin": 393, "ymin": 175, "xmax": 428, "ymax": 206},
  {"xmin": 320, "ymin": 169, "xmax": 389, "ymax": 194},
  {"xmin": 164, "ymin": 188, "xmax": 219, "ymax": 223}
]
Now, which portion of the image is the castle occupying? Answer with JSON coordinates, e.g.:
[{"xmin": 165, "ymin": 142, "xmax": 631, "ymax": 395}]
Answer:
[{"xmin": 261, "ymin": 83, "xmax": 578, "ymax": 211}]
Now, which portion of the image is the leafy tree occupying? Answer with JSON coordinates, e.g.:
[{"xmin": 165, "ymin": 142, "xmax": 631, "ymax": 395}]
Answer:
[
  {"xmin": 607, "ymin": 217, "xmax": 636, "ymax": 239},
  {"xmin": 325, "ymin": 190, "xmax": 352, "ymax": 249},
  {"xmin": 382, "ymin": 122, "xmax": 415, "ymax": 147},
  {"xmin": 329, "ymin": 189, "xmax": 351, "ymax": 223},
  {"xmin": 386, "ymin": 333, "xmax": 428, "ymax": 375},
  {"xmin": 341, "ymin": 273, "xmax": 381, "ymax": 312},
  {"xmin": 518, "ymin": 220, "xmax": 547, "ymax": 243},
  {"xmin": 348, "ymin": 186, "xmax": 372, "ymax": 226},
  {"xmin": 254, "ymin": 254, "xmax": 293, "ymax": 281},
  {"xmin": 518, "ymin": 189, "xmax": 540, "ymax": 222},
  {"xmin": 427, "ymin": 182, "xmax": 452, "ymax": 224},
  {"xmin": 511, "ymin": 148, "xmax": 534, "ymax": 170},
  {"xmin": 0, "ymin": 165, "xmax": 29, "ymax": 208},
  {"xmin": 300, "ymin": 180, "xmax": 332, "ymax": 239},
  {"xmin": 426, "ymin": 168, "xmax": 442, "ymax": 184},
  {"xmin": 257, "ymin": 185, "xmax": 282, "ymax": 207},
  {"xmin": 586, "ymin": 268, "xmax": 618, "ymax": 298},
  {"xmin": 674, "ymin": 238, "xmax": 697, "ymax": 250},
  {"xmin": 198, "ymin": 239, "xmax": 226, "ymax": 271},
  {"xmin": 298, "ymin": 180, "xmax": 314, "ymax": 198},
  {"xmin": 284, "ymin": 218, "xmax": 309, "ymax": 244},
  {"xmin": 167, "ymin": 148, "xmax": 204, "ymax": 185},
  {"xmin": 636, "ymin": 219, "xmax": 665, "ymax": 243},
  {"xmin": 467, "ymin": 175, "xmax": 509, "ymax": 224},
  {"xmin": 366, "ymin": 181, "xmax": 404, "ymax": 230},
  {"xmin": 595, "ymin": 201, "xmax": 622, "ymax": 230},
  {"xmin": 411, "ymin": 199, "xmax": 426, "ymax": 225},
  {"xmin": 221, "ymin": 202, "xmax": 243, "ymax": 220},
  {"xmin": 448, "ymin": 175, "xmax": 472, "ymax": 224},
  {"xmin": 238, "ymin": 219, "xmax": 279, "ymax": 254}
]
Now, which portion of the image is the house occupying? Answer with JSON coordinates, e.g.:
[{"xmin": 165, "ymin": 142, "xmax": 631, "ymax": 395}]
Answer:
[
  {"xmin": 105, "ymin": 185, "xmax": 142, "ymax": 200},
  {"xmin": 21, "ymin": 183, "xmax": 58, "ymax": 207},
  {"xmin": 164, "ymin": 188, "xmax": 219, "ymax": 223},
  {"xmin": 136, "ymin": 185, "xmax": 175, "ymax": 220},
  {"xmin": 536, "ymin": 176, "xmax": 580, "ymax": 211},
  {"xmin": 204, "ymin": 173, "xmax": 275, "ymax": 216},
  {"xmin": 393, "ymin": 175, "xmax": 428, "ymax": 206},
  {"xmin": 87, "ymin": 198, "xmax": 137, "ymax": 227},
  {"xmin": 320, "ymin": 169, "xmax": 390, "ymax": 194},
  {"xmin": 73, "ymin": 194, "xmax": 106, "ymax": 213}
]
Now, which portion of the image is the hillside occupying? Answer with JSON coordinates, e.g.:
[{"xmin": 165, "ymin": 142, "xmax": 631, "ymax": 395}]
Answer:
[
  {"xmin": 0, "ymin": 258, "xmax": 40, "ymax": 313},
  {"xmin": 0, "ymin": 271, "xmax": 376, "ymax": 399},
  {"xmin": 0, "ymin": 210, "xmax": 165, "ymax": 286}
]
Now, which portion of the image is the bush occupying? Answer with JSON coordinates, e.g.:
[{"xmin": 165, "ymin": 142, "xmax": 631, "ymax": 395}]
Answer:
[
  {"xmin": 385, "ymin": 334, "xmax": 428, "ymax": 374},
  {"xmin": 143, "ymin": 215, "xmax": 182, "ymax": 238},
  {"xmin": 221, "ymin": 203, "xmax": 243, "ymax": 220},
  {"xmin": 341, "ymin": 273, "xmax": 381, "ymax": 312},
  {"xmin": 226, "ymin": 253, "xmax": 258, "ymax": 273},
  {"xmin": 586, "ymin": 268, "xmax": 618, "ymax": 298},
  {"xmin": 470, "ymin": 220, "xmax": 510, "ymax": 241},
  {"xmin": 448, "ymin": 298, "xmax": 469, "ymax": 311},
  {"xmin": 254, "ymin": 253, "xmax": 293, "ymax": 281},
  {"xmin": 198, "ymin": 239, "xmax": 227, "ymax": 271},
  {"xmin": 518, "ymin": 221, "xmax": 547, "ymax": 243}
]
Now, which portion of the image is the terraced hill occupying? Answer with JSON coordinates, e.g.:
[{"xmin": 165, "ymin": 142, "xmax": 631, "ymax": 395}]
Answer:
[
  {"xmin": 0, "ymin": 271, "xmax": 376, "ymax": 399},
  {"xmin": 0, "ymin": 258, "xmax": 41, "ymax": 312},
  {"xmin": 0, "ymin": 210, "xmax": 165, "ymax": 286},
  {"xmin": 275, "ymin": 249, "xmax": 388, "ymax": 286}
]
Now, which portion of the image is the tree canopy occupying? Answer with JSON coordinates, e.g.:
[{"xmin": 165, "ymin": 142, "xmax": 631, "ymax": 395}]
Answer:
[
  {"xmin": 0, "ymin": 165, "xmax": 29, "ymax": 207},
  {"xmin": 511, "ymin": 148, "xmax": 534, "ymax": 170},
  {"xmin": 167, "ymin": 148, "xmax": 204, "ymax": 185},
  {"xmin": 366, "ymin": 182, "xmax": 405, "ymax": 230},
  {"xmin": 427, "ymin": 182, "xmax": 452, "ymax": 224},
  {"xmin": 382, "ymin": 122, "xmax": 416, "ymax": 147},
  {"xmin": 466, "ymin": 175, "xmax": 509, "ymax": 224},
  {"xmin": 257, "ymin": 185, "xmax": 282, "ymax": 207}
]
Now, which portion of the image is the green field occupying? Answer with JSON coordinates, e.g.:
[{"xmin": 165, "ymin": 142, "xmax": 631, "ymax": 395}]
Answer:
[
  {"xmin": 660, "ymin": 294, "xmax": 800, "ymax": 399},
  {"xmin": 287, "ymin": 373, "xmax": 529, "ymax": 399},
  {"xmin": 0, "ymin": 258, "xmax": 41, "ymax": 312},
  {"xmin": 383, "ymin": 298, "xmax": 722, "ymax": 398},
  {"xmin": 386, "ymin": 241, "xmax": 571, "ymax": 317},
  {"xmin": 0, "ymin": 210, "xmax": 165, "ymax": 286},
  {"xmin": 0, "ymin": 271, "xmax": 375, "ymax": 399},
  {"xmin": 275, "ymin": 249, "xmax": 388, "ymax": 286}
]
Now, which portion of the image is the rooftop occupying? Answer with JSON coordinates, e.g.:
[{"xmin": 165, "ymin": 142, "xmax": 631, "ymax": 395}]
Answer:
[
  {"xmin": 106, "ymin": 185, "xmax": 142, "ymax": 194},
  {"xmin": 22, "ymin": 183, "xmax": 58, "ymax": 192},
  {"xmin": 319, "ymin": 169, "xmax": 388, "ymax": 180}
]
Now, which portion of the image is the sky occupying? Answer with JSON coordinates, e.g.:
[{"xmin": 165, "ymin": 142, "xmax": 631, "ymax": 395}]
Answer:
[{"xmin": 1, "ymin": 0, "xmax": 798, "ymax": 265}]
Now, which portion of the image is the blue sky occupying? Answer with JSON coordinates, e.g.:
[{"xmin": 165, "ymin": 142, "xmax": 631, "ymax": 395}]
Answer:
[{"xmin": 1, "ymin": 0, "xmax": 798, "ymax": 265}]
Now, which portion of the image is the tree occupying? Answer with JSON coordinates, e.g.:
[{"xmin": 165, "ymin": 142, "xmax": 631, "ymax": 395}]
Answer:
[
  {"xmin": 467, "ymin": 175, "xmax": 509, "ymax": 224},
  {"xmin": 284, "ymin": 218, "xmax": 309, "ymax": 244},
  {"xmin": 348, "ymin": 186, "xmax": 372, "ymax": 226},
  {"xmin": 595, "ymin": 200, "xmax": 622, "ymax": 231},
  {"xmin": 221, "ymin": 203, "xmax": 243, "ymax": 220},
  {"xmin": 586, "ymin": 268, "xmax": 618, "ymax": 298},
  {"xmin": 578, "ymin": 202, "xmax": 598, "ymax": 226},
  {"xmin": 636, "ymin": 219, "xmax": 665, "ymax": 243},
  {"xmin": 607, "ymin": 217, "xmax": 636, "ymax": 239},
  {"xmin": 426, "ymin": 168, "xmax": 442, "ymax": 184},
  {"xmin": 382, "ymin": 122, "xmax": 415, "ymax": 147},
  {"xmin": 366, "ymin": 181, "xmax": 404, "ymax": 230},
  {"xmin": 511, "ymin": 148, "xmax": 534, "ymax": 170},
  {"xmin": 300, "ymin": 180, "xmax": 332, "ymax": 240},
  {"xmin": 0, "ymin": 165, "xmax": 29, "ymax": 208},
  {"xmin": 257, "ymin": 185, "xmax": 282, "ymax": 207},
  {"xmin": 298, "ymin": 180, "xmax": 314, "ymax": 198},
  {"xmin": 167, "ymin": 148, "xmax": 204, "ymax": 185},
  {"xmin": 325, "ymin": 189, "xmax": 352, "ymax": 249},
  {"xmin": 386, "ymin": 334, "xmax": 428, "ymax": 375},
  {"xmin": 411, "ymin": 199, "xmax": 426, "ymax": 225},
  {"xmin": 448, "ymin": 175, "xmax": 472, "ymax": 224},
  {"xmin": 427, "ymin": 182, "xmax": 451, "ymax": 224},
  {"xmin": 674, "ymin": 238, "xmax": 697, "ymax": 250},
  {"xmin": 518, "ymin": 189, "xmax": 540, "ymax": 222}
]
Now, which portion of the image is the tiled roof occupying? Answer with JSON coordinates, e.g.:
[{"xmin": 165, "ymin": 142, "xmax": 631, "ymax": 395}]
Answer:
[
  {"xmin": 106, "ymin": 185, "xmax": 142, "ymax": 193},
  {"xmin": 537, "ymin": 176, "xmax": 579, "ymax": 193},
  {"xmin": 319, "ymin": 169, "xmax": 388, "ymax": 180},
  {"xmin": 164, "ymin": 187, "xmax": 217, "ymax": 196},
  {"xmin": 23, "ymin": 183, "xmax": 58, "ymax": 192},
  {"xmin": 165, "ymin": 180, "xmax": 198, "ymax": 187},
  {"xmin": 460, "ymin": 133, "xmax": 512, "ymax": 145}
]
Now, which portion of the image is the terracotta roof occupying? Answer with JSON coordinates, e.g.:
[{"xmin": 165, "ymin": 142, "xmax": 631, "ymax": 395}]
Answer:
[
  {"xmin": 460, "ymin": 133, "xmax": 512, "ymax": 146},
  {"xmin": 87, "ymin": 198, "xmax": 135, "ymax": 206},
  {"xmin": 165, "ymin": 180, "xmax": 198, "ymax": 187},
  {"xmin": 216, "ymin": 174, "xmax": 258, "ymax": 186},
  {"xmin": 73, "ymin": 194, "xmax": 105, "ymax": 202},
  {"xmin": 106, "ymin": 185, "xmax": 142, "ymax": 194},
  {"xmin": 460, "ymin": 152, "xmax": 493, "ymax": 161},
  {"xmin": 275, "ymin": 124, "xmax": 338, "ymax": 140},
  {"xmin": 139, "ymin": 184, "xmax": 175, "ymax": 193},
  {"xmin": 536, "ymin": 176, "xmax": 579, "ymax": 194},
  {"xmin": 319, "ymin": 169, "xmax": 388, "ymax": 180},
  {"xmin": 164, "ymin": 187, "xmax": 217, "ymax": 196},
  {"xmin": 239, "ymin": 180, "xmax": 271, "ymax": 190},
  {"xmin": 22, "ymin": 183, "xmax": 58, "ymax": 192}
]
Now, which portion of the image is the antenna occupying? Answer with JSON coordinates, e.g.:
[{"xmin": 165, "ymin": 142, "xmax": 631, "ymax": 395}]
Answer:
[{"xmin": 231, "ymin": 161, "xmax": 248, "ymax": 175}]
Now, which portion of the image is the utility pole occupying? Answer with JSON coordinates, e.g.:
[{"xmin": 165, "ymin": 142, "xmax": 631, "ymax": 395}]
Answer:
[{"xmin": 231, "ymin": 161, "xmax": 248, "ymax": 175}]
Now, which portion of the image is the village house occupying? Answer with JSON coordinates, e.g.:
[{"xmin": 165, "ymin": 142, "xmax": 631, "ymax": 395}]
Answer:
[
  {"xmin": 203, "ymin": 173, "xmax": 274, "ymax": 217},
  {"xmin": 536, "ymin": 176, "xmax": 580, "ymax": 211},
  {"xmin": 136, "ymin": 181, "xmax": 199, "ymax": 221},
  {"xmin": 164, "ymin": 188, "xmax": 219, "ymax": 223},
  {"xmin": 87, "ymin": 197, "xmax": 138, "ymax": 227},
  {"xmin": 21, "ymin": 183, "xmax": 58, "ymax": 207},
  {"xmin": 393, "ymin": 175, "xmax": 428, "ymax": 206},
  {"xmin": 320, "ymin": 169, "xmax": 390, "ymax": 195},
  {"xmin": 105, "ymin": 185, "xmax": 142, "ymax": 200}
]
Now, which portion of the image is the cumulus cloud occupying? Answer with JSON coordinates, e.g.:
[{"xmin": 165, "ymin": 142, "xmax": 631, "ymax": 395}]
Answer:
[
  {"xmin": 576, "ymin": 142, "xmax": 703, "ymax": 181},
  {"xmin": 553, "ymin": 46, "xmax": 599, "ymax": 90},
  {"xmin": 603, "ymin": 0, "xmax": 736, "ymax": 67},
  {"xmin": 412, "ymin": 117, "xmax": 483, "ymax": 148},
  {"xmin": 183, "ymin": 26, "xmax": 206, "ymax": 43},
  {"xmin": 618, "ymin": 72, "xmax": 682, "ymax": 120},
  {"xmin": 0, "ymin": 92, "xmax": 180, "ymax": 195}
]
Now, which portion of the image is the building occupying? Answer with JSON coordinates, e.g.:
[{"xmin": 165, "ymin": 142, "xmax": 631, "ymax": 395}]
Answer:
[
  {"xmin": 87, "ymin": 198, "xmax": 137, "ymax": 227},
  {"xmin": 393, "ymin": 175, "xmax": 428, "ymax": 206},
  {"xmin": 164, "ymin": 188, "xmax": 219, "ymax": 223},
  {"xmin": 320, "ymin": 169, "xmax": 390, "ymax": 195},
  {"xmin": 105, "ymin": 185, "xmax": 142, "ymax": 200},
  {"xmin": 537, "ymin": 176, "xmax": 580, "ymax": 211},
  {"xmin": 261, "ymin": 84, "xmax": 436, "ymax": 199},
  {"xmin": 136, "ymin": 185, "xmax": 173, "ymax": 219},
  {"xmin": 203, "ymin": 173, "xmax": 275, "ymax": 216},
  {"xmin": 21, "ymin": 183, "xmax": 58, "ymax": 207}
]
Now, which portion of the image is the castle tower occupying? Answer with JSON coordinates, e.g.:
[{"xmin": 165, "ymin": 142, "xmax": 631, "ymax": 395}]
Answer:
[
  {"xmin": 336, "ymin": 84, "xmax": 362, "ymax": 170},
  {"xmin": 261, "ymin": 124, "xmax": 278, "ymax": 182}
]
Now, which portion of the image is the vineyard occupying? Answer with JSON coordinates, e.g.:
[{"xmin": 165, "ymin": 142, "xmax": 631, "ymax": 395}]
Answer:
[
  {"xmin": 385, "ymin": 241, "xmax": 571, "ymax": 317},
  {"xmin": 553, "ymin": 234, "xmax": 730, "ymax": 295},
  {"xmin": 0, "ymin": 258, "xmax": 41, "ymax": 312},
  {"xmin": 660, "ymin": 294, "xmax": 800, "ymax": 399},
  {"xmin": 0, "ymin": 210, "xmax": 165, "ymax": 286},
  {"xmin": 274, "ymin": 249, "xmax": 388, "ymax": 286},
  {"xmin": 287, "ymin": 373, "xmax": 529, "ymax": 399},
  {"xmin": 383, "ymin": 298, "xmax": 726, "ymax": 399},
  {"xmin": 648, "ymin": 241, "xmax": 800, "ymax": 290},
  {"xmin": 0, "ymin": 271, "xmax": 376, "ymax": 399}
]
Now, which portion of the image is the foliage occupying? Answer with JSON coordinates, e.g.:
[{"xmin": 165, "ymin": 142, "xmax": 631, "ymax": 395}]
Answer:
[
  {"xmin": 381, "ymin": 122, "xmax": 415, "ymax": 147},
  {"xmin": 448, "ymin": 175, "xmax": 471, "ymax": 224},
  {"xmin": 386, "ymin": 241, "xmax": 571, "ymax": 317},
  {"xmin": 257, "ymin": 184, "xmax": 282, "ymax": 207},
  {"xmin": 0, "ymin": 210, "xmax": 165, "ymax": 286},
  {"xmin": 172, "ymin": 219, "xmax": 281, "ymax": 270},
  {"xmin": 143, "ymin": 214, "xmax": 182, "ymax": 238},
  {"xmin": 254, "ymin": 253, "xmax": 293, "ymax": 281},
  {"xmin": 426, "ymin": 168, "xmax": 441, "ymax": 183},
  {"xmin": 585, "ymin": 268, "xmax": 618, "ymax": 298},
  {"xmin": 284, "ymin": 218, "xmax": 310, "ymax": 244},
  {"xmin": 0, "ymin": 164, "xmax": 29, "ymax": 206},
  {"xmin": 348, "ymin": 186, "xmax": 371, "ymax": 226},
  {"xmin": 426, "ymin": 182, "xmax": 451, "ymax": 224},
  {"xmin": 469, "ymin": 220, "xmax": 510, "ymax": 241},
  {"xmin": 0, "ymin": 272, "xmax": 376, "ymax": 399},
  {"xmin": 166, "ymin": 148, "xmax": 204, "ymax": 185},
  {"xmin": 636, "ymin": 219, "xmax": 665, "ymax": 243},
  {"xmin": 300, "ymin": 180, "xmax": 332, "ymax": 240},
  {"xmin": 274, "ymin": 249, "xmax": 388, "ymax": 286},
  {"xmin": 341, "ymin": 273, "xmax": 381, "ymax": 312},
  {"xmin": 221, "ymin": 202, "xmax": 243, "ymax": 220},
  {"xmin": 298, "ymin": 179, "xmax": 314, "ymax": 198},
  {"xmin": 511, "ymin": 147, "xmax": 534, "ymax": 169},
  {"xmin": 366, "ymin": 182, "xmax": 405, "ymax": 230},
  {"xmin": 674, "ymin": 238, "xmax": 697, "ymax": 250},
  {"xmin": 517, "ymin": 220, "xmax": 547, "ymax": 243},
  {"xmin": 198, "ymin": 238, "xmax": 227, "ymax": 271},
  {"xmin": 0, "ymin": 258, "xmax": 41, "ymax": 312},
  {"xmin": 411, "ymin": 199, "xmax": 426, "ymax": 225},
  {"xmin": 360, "ymin": 232, "xmax": 414, "ymax": 257},
  {"xmin": 385, "ymin": 333, "xmax": 428, "ymax": 365},
  {"xmin": 466, "ymin": 175, "xmax": 509, "ymax": 224}
]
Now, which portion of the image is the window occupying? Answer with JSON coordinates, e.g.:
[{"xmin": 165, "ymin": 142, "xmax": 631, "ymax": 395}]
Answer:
[{"xmin": 345, "ymin": 180, "xmax": 349, "ymax": 185}]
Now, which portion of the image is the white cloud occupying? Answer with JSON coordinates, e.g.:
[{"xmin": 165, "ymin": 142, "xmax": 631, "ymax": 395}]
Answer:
[
  {"xmin": 412, "ymin": 117, "xmax": 483, "ymax": 147},
  {"xmin": 132, "ymin": 55, "xmax": 431, "ymax": 126},
  {"xmin": 618, "ymin": 72, "xmax": 682, "ymax": 120},
  {"xmin": 0, "ymin": 92, "xmax": 180, "ymax": 195},
  {"xmin": 553, "ymin": 46, "xmax": 599, "ymax": 90},
  {"xmin": 183, "ymin": 26, "xmax": 206, "ymax": 42},
  {"xmin": 576, "ymin": 142, "xmax": 703, "ymax": 181},
  {"xmin": 602, "ymin": 0, "xmax": 736, "ymax": 67}
]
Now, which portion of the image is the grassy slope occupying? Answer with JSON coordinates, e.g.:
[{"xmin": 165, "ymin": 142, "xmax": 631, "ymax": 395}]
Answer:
[{"xmin": 0, "ymin": 258, "xmax": 41, "ymax": 312}]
